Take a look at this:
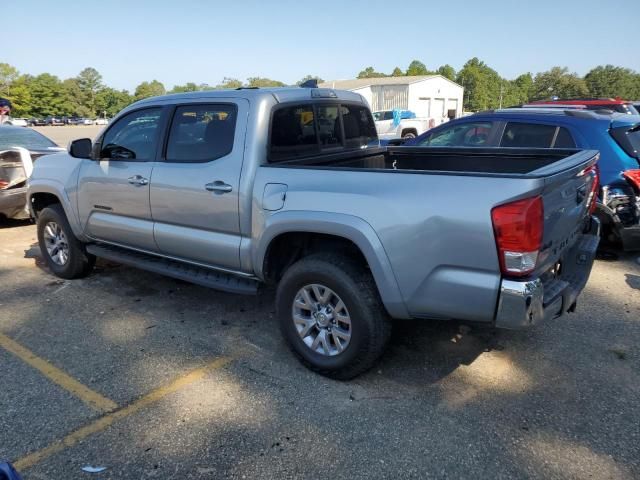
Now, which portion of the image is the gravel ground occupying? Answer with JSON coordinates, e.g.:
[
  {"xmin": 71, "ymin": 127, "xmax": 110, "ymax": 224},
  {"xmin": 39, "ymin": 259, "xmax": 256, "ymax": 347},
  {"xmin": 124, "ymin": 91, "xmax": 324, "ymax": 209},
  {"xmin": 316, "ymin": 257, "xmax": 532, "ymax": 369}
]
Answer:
[{"xmin": 0, "ymin": 219, "xmax": 639, "ymax": 479}]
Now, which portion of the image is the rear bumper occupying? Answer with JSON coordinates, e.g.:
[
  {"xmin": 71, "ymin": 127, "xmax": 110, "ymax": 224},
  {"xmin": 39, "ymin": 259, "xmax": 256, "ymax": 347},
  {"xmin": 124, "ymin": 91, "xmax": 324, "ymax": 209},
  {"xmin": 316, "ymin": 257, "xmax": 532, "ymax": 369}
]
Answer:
[
  {"xmin": 495, "ymin": 217, "xmax": 600, "ymax": 329},
  {"xmin": 0, "ymin": 187, "xmax": 29, "ymax": 219}
]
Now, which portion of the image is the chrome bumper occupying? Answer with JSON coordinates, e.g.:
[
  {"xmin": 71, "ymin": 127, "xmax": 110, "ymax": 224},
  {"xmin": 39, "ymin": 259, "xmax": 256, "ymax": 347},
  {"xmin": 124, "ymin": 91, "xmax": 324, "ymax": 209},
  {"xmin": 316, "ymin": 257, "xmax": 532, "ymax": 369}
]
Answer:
[{"xmin": 495, "ymin": 217, "xmax": 600, "ymax": 329}]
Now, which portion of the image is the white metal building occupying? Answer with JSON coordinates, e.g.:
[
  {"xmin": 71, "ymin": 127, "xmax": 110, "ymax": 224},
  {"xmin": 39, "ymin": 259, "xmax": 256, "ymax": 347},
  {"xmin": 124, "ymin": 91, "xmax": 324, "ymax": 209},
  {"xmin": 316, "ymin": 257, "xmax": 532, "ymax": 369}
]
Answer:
[{"xmin": 319, "ymin": 75, "xmax": 464, "ymax": 120}]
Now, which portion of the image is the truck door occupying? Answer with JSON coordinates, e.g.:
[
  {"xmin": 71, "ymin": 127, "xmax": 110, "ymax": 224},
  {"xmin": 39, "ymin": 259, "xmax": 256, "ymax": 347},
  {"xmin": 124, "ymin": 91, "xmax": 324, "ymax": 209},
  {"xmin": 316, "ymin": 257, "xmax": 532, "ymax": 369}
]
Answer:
[
  {"xmin": 149, "ymin": 100, "xmax": 247, "ymax": 271},
  {"xmin": 77, "ymin": 107, "xmax": 164, "ymax": 252}
]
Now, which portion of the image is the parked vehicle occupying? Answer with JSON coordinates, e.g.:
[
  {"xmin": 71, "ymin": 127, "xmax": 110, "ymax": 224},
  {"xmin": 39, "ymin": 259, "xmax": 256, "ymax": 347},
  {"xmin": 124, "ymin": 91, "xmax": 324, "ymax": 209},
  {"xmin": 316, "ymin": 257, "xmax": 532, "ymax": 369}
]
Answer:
[
  {"xmin": 44, "ymin": 116, "xmax": 64, "ymax": 126},
  {"xmin": 28, "ymin": 88, "xmax": 600, "ymax": 378},
  {"xmin": 81, "ymin": 118, "xmax": 95, "ymax": 125},
  {"xmin": 529, "ymin": 98, "xmax": 638, "ymax": 115},
  {"xmin": 372, "ymin": 109, "xmax": 435, "ymax": 140},
  {"xmin": 64, "ymin": 116, "xmax": 84, "ymax": 125},
  {"xmin": 28, "ymin": 118, "xmax": 46, "ymax": 127},
  {"xmin": 0, "ymin": 126, "xmax": 63, "ymax": 220},
  {"xmin": 5, "ymin": 118, "xmax": 28, "ymax": 127},
  {"xmin": 403, "ymin": 108, "xmax": 640, "ymax": 250},
  {"xmin": 94, "ymin": 117, "xmax": 109, "ymax": 125}
]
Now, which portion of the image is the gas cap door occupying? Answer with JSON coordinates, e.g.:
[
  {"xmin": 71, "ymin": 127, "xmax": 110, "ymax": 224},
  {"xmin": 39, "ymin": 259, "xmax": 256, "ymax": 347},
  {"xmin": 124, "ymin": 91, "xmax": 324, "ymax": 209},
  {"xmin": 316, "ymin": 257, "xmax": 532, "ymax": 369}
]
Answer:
[{"xmin": 262, "ymin": 183, "xmax": 288, "ymax": 211}]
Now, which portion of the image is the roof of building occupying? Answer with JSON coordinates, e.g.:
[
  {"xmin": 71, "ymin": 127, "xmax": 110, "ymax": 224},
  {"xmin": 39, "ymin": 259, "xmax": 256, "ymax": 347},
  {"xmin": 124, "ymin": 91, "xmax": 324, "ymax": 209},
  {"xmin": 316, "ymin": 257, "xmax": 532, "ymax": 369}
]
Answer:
[{"xmin": 319, "ymin": 75, "xmax": 457, "ymax": 90}]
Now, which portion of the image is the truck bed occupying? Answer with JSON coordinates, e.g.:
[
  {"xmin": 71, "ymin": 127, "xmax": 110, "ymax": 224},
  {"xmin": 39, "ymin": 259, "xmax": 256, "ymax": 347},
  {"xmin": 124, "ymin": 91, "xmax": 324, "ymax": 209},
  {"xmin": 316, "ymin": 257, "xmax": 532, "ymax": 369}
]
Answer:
[{"xmin": 269, "ymin": 146, "xmax": 590, "ymax": 177}]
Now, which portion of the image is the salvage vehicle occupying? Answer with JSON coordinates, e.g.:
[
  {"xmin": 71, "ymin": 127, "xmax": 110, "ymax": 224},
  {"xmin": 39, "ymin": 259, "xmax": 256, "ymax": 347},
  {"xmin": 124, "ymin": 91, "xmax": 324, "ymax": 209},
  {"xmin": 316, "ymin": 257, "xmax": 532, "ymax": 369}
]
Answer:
[
  {"xmin": 403, "ymin": 108, "xmax": 640, "ymax": 251},
  {"xmin": 27, "ymin": 87, "xmax": 600, "ymax": 378},
  {"xmin": 529, "ymin": 98, "xmax": 639, "ymax": 115},
  {"xmin": 0, "ymin": 126, "xmax": 63, "ymax": 220},
  {"xmin": 372, "ymin": 109, "xmax": 435, "ymax": 140}
]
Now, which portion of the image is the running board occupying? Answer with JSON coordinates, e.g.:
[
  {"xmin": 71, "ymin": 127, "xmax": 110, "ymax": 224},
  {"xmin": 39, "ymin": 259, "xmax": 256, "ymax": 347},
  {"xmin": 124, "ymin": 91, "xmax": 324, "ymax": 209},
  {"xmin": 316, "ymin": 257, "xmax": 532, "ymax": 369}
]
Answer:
[{"xmin": 86, "ymin": 243, "xmax": 259, "ymax": 295}]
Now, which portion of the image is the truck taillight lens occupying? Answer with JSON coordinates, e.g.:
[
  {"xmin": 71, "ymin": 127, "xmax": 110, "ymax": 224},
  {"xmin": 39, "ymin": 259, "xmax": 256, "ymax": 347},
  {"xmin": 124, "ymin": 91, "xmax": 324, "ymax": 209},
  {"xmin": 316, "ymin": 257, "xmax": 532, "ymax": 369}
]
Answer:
[
  {"xmin": 0, "ymin": 180, "xmax": 9, "ymax": 190},
  {"xmin": 623, "ymin": 169, "xmax": 640, "ymax": 193},
  {"xmin": 491, "ymin": 196, "xmax": 543, "ymax": 277}
]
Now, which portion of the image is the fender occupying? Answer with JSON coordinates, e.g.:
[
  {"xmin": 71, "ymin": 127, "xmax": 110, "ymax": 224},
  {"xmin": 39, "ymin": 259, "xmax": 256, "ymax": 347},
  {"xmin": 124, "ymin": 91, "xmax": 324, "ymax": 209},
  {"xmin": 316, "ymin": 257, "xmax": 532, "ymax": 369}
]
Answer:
[
  {"xmin": 27, "ymin": 179, "xmax": 87, "ymax": 241},
  {"xmin": 252, "ymin": 210, "xmax": 410, "ymax": 319}
]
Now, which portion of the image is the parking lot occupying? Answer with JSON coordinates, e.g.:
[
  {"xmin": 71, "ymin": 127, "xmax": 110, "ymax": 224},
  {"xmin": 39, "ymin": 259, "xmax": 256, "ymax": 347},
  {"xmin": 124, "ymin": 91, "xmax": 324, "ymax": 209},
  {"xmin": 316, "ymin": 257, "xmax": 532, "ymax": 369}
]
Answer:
[{"xmin": 0, "ymin": 184, "xmax": 639, "ymax": 478}]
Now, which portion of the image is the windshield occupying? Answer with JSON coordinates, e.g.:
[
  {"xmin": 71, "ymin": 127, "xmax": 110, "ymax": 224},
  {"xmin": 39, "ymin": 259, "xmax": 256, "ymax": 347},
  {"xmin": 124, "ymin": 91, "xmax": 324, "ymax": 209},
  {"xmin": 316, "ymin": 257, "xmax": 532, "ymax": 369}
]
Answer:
[{"xmin": 0, "ymin": 127, "xmax": 58, "ymax": 150}]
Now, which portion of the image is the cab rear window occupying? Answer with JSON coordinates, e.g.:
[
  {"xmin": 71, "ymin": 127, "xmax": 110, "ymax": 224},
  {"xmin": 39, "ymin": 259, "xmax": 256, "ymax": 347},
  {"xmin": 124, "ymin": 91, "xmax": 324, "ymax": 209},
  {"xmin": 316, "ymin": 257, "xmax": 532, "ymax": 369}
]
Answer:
[{"xmin": 269, "ymin": 103, "xmax": 377, "ymax": 162}]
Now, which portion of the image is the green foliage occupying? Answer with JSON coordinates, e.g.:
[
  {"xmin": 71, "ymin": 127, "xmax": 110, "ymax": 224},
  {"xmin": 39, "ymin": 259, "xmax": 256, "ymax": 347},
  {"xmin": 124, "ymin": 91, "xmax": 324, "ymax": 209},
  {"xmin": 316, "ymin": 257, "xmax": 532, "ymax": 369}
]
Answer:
[
  {"xmin": 405, "ymin": 60, "xmax": 431, "ymax": 76},
  {"xmin": 134, "ymin": 80, "xmax": 166, "ymax": 101},
  {"xmin": 530, "ymin": 67, "xmax": 589, "ymax": 101},
  {"xmin": 436, "ymin": 64, "xmax": 456, "ymax": 81},
  {"xmin": 96, "ymin": 88, "xmax": 133, "ymax": 117},
  {"xmin": 170, "ymin": 82, "xmax": 200, "ymax": 93},
  {"xmin": 391, "ymin": 67, "xmax": 403, "ymax": 77},
  {"xmin": 584, "ymin": 65, "xmax": 639, "ymax": 99},
  {"xmin": 247, "ymin": 77, "xmax": 286, "ymax": 88},
  {"xmin": 456, "ymin": 58, "xmax": 502, "ymax": 111},
  {"xmin": 0, "ymin": 63, "xmax": 20, "ymax": 96},
  {"xmin": 215, "ymin": 77, "xmax": 243, "ymax": 89},
  {"xmin": 76, "ymin": 67, "xmax": 103, "ymax": 115},
  {"xmin": 357, "ymin": 67, "xmax": 387, "ymax": 79}
]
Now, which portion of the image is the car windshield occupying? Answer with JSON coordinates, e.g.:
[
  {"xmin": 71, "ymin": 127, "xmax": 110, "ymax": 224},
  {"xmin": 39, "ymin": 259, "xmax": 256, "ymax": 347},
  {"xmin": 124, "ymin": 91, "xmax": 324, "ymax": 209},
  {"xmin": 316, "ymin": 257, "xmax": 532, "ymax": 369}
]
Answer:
[{"xmin": 0, "ymin": 127, "xmax": 59, "ymax": 150}]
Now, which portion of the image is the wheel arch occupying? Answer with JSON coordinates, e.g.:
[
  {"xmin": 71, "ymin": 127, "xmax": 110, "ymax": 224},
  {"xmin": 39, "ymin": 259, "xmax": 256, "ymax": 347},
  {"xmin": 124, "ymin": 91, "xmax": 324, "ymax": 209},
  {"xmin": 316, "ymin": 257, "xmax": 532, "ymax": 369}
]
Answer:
[
  {"xmin": 254, "ymin": 211, "xmax": 409, "ymax": 319},
  {"xmin": 28, "ymin": 181, "xmax": 86, "ymax": 240}
]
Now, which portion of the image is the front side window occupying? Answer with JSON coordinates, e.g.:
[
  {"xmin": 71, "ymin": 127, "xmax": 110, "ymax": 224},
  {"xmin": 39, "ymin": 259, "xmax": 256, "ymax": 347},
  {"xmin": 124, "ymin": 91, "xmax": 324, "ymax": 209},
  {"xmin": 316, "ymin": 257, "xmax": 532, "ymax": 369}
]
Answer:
[
  {"xmin": 419, "ymin": 122, "xmax": 493, "ymax": 147},
  {"xmin": 166, "ymin": 104, "xmax": 237, "ymax": 163},
  {"xmin": 100, "ymin": 108, "xmax": 162, "ymax": 160}
]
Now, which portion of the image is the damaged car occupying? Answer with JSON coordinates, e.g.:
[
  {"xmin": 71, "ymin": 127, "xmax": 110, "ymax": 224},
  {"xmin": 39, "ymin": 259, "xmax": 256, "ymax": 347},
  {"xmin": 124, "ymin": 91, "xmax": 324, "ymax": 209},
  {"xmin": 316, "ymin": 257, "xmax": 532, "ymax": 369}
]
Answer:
[{"xmin": 0, "ymin": 125, "xmax": 64, "ymax": 220}]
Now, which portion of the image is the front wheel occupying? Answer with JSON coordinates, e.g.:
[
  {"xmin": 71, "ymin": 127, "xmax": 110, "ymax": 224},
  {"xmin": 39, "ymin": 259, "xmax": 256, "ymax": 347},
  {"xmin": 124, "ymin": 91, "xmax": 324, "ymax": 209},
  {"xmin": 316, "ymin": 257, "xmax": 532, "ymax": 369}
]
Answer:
[
  {"xmin": 37, "ymin": 204, "xmax": 95, "ymax": 279},
  {"xmin": 276, "ymin": 254, "xmax": 392, "ymax": 380}
]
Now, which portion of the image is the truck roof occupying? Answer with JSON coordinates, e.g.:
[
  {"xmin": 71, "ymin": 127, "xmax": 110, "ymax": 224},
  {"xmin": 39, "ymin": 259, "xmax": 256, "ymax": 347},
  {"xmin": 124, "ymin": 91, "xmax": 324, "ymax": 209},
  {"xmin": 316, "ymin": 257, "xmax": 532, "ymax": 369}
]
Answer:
[{"xmin": 131, "ymin": 87, "xmax": 366, "ymax": 108}]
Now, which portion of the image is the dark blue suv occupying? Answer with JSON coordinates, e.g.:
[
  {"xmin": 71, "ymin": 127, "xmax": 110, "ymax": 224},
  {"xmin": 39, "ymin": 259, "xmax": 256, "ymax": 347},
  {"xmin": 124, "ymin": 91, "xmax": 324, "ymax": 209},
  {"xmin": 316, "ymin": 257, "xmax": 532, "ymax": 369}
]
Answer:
[{"xmin": 403, "ymin": 108, "xmax": 640, "ymax": 251}]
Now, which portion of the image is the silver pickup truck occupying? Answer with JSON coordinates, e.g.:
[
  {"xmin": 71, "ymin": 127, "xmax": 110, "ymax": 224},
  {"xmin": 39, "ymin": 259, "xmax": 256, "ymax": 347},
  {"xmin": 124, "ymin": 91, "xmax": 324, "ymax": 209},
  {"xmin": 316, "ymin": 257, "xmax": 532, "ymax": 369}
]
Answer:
[{"xmin": 27, "ymin": 87, "xmax": 600, "ymax": 378}]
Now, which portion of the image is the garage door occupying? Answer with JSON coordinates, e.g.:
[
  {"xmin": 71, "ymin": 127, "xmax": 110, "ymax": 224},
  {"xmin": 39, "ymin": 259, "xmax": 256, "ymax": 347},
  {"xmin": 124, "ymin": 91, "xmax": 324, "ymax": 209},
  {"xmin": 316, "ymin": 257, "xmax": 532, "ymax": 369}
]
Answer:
[{"xmin": 431, "ymin": 98, "xmax": 445, "ymax": 118}]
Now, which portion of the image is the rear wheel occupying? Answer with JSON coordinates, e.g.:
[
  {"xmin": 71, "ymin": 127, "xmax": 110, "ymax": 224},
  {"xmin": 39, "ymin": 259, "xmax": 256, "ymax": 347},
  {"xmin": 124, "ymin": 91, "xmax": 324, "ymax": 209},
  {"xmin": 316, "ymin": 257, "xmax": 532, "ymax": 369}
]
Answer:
[
  {"xmin": 276, "ymin": 253, "xmax": 392, "ymax": 379},
  {"xmin": 401, "ymin": 131, "xmax": 416, "ymax": 139},
  {"xmin": 37, "ymin": 204, "xmax": 95, "ymax": 279}
]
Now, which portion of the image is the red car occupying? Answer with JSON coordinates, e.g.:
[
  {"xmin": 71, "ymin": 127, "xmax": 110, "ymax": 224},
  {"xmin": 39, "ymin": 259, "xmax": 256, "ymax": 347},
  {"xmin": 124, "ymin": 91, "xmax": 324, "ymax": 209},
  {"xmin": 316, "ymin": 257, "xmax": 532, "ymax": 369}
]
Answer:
[{"xmin": 528, "ymin": 97, "xmax": 638, "ymax": 114}]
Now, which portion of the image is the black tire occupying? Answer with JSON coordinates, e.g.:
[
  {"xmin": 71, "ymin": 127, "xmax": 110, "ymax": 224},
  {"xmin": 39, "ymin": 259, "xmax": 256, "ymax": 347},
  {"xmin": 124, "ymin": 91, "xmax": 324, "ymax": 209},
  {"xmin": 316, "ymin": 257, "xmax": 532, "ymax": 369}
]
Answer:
[
  {"xmin": 401, "ymin": 131, "xmax": 416, "ymax": 139},
  {"xmin": 37, "ymin": 204, "xmax": 95, "ymax": 279},
  {"xmin": 276, "ymin": 253, "xmax": 392, "ymax": 380}
]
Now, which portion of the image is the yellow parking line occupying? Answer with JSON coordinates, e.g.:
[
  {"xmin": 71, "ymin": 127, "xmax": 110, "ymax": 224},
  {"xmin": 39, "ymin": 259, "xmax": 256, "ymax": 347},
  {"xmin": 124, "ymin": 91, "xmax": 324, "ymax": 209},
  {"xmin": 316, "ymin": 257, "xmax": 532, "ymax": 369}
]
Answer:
[
  {"xmin": 14, "ymin": 356, "xmax": 232, "ymax": 472},
  {"xmin": 0, "ymin": 333, "xmax": 118, "ymax": 413}
]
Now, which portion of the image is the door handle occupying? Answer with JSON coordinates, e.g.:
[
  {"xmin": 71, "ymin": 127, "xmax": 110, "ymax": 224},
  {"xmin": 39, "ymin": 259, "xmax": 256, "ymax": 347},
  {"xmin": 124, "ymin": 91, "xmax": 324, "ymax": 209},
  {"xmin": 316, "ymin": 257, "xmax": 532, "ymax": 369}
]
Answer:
[
  {"xmin": 127, "ymin": 175, "xmax": 148, "ymax": 186},
  {"xmin": 205, "ymin": 181, "xmax": 233, "ymax": 193}
]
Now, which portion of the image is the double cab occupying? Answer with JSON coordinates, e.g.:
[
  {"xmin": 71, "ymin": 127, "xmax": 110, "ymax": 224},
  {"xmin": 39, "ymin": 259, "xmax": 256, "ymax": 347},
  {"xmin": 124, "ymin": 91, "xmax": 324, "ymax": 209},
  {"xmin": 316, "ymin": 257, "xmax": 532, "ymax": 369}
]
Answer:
[{"xmin": 28, "ymin": 87, "xmax": 600, "ymax": 378}]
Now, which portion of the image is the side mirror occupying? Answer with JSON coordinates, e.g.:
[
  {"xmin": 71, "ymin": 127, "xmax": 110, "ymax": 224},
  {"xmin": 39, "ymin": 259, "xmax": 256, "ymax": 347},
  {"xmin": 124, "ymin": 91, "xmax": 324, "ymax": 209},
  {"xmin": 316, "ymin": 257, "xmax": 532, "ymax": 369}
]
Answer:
[{"xmin": 68, "ymin": 138, "xmax": 92, "ymax": 159}]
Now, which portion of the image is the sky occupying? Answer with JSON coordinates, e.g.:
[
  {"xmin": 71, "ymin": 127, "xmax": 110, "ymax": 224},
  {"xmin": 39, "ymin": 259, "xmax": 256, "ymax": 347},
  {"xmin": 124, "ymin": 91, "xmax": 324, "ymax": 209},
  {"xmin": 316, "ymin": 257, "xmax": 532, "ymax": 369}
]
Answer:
[{"xmin": 4, "ymin": 0, "xmax": 639, "ymax": 92}]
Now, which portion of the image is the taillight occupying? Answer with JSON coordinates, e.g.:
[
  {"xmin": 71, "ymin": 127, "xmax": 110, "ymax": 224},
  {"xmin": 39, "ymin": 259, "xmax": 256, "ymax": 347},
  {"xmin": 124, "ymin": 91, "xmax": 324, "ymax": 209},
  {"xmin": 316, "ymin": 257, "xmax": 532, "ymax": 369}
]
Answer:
[
  {"xmin": 0, "ymin": 180, "xmax": 9, "ymax": 190},
  {"xmin": 580, "ymin": 165, "xmax": 599, "ymax": 214},
  {"xmin": 623, "ymin": 169, "xmax": 640, "ymax": 193},
  {"xmin": 491, "ymin": 196, "xmax": 543, "ymax": 277}
]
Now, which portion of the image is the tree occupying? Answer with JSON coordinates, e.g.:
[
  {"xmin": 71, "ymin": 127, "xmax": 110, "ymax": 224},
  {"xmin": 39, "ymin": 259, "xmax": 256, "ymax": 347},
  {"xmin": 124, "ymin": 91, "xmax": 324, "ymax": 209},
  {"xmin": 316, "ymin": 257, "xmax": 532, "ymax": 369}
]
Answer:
[
  {"xmin": 506, "ymin": 73, "xmax": 534, "ymax": 106},
  {"xmin": 170, "ymin": 82, "xmax": 200, "ymax": 93},
  {"xmin": 76, "ymin": 67, "xmax": 103, "ymax": 115},
  {"xmin": 96, "ymin": 88, "xmax": 132, "ymax": 117},
  {"xmin": 297, "ymin": 75, "xmax": 325, "ymax": 85},
  {"xmin": 27, "ymin": 73, "xmax": 67, "ymax": 116},
  {"xmin": 357, "ymin": 67, "xmax": 387, "ymax": 79},
  {"xmin": 585, "ymin": 65, "xmax": 637, "ymax": 99},
  {"xmin": 391, "ymin": 67, "xmax": 403, "ymax": 77},
  {"xmin": 246, "ymin": 77, "xmax": 286, "ymax": 87},
  {"xmin": 530, "ymin": 67, "xmax": 588, "ymax": 101},
  {"xmin": 0, "ymin": 63, "xmax": 20, "ymax": 97},
  {"xmin": 436, "ymin": 64, "xmax": 456, "ymax": 81},
  {"xmin": 61, "ymin": 78, "xmax": 92, "ymax": 116},
  {"xmin": 405, "ymin": 60, "xmax": 431, "ymax": 76},
  {"xmin": 215, "ymin": 77, "xmax": 243, "ymax": 89},
  {"xmin": 5, "ymin": 75, "xmax": 32, "ymax": 117},
  {"xmin": 456, "ymin": 57, "xmax": 502, "ymax": 111},
  {"xmin": 134, "ymin": 80, "xmax": 165, "ymax": 101}
]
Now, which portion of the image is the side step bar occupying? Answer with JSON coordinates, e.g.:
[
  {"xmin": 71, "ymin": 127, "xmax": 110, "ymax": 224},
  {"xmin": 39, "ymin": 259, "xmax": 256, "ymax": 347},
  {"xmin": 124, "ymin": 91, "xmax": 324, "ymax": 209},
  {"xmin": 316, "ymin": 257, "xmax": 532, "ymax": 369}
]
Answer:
[{"xmin": 86, "ymin": 243, "xmax": 259, "ymax": 295}]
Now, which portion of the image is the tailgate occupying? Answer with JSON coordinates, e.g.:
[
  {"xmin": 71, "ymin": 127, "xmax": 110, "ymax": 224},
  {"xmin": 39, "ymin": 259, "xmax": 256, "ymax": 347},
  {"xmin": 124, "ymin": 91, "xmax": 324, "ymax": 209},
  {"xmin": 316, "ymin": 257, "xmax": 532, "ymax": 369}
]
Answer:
[{"xmin": 533, "ymin": 150, "xmax": 599, "ymax": 275}]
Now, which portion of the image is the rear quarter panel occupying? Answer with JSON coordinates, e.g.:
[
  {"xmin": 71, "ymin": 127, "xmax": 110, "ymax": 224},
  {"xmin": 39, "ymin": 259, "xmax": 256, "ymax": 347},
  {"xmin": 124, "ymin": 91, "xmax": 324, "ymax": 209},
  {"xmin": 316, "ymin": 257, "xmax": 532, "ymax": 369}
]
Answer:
[{"xmin": 252, "ymin": 166, "xmax": 546, "ymax": 322}]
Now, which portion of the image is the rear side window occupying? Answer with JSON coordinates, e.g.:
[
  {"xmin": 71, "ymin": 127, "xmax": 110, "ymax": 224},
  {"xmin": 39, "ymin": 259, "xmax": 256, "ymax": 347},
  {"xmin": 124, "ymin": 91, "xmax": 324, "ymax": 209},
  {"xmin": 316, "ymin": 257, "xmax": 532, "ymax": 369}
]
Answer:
[
  {"xmin": 553, "ymin": 127, "xmax": 576, "ymax": 148},
  {"xmin": 419, "ymin": 122, "xmax": 493, "ymax": 147},
  {"xmin": 165, "ymin": 104, "xmax": 237, "ymax": 163},
  {"xmin": 501, "ymin": 122, "xmax": 575, "ymax": 148},
  {"xmin": 100, "ymin": 108, "xmax": 162, "ymax": 160},
  {"xmin": 270, "ymin": 103, "xmax": 377, "ymax": 162}
]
